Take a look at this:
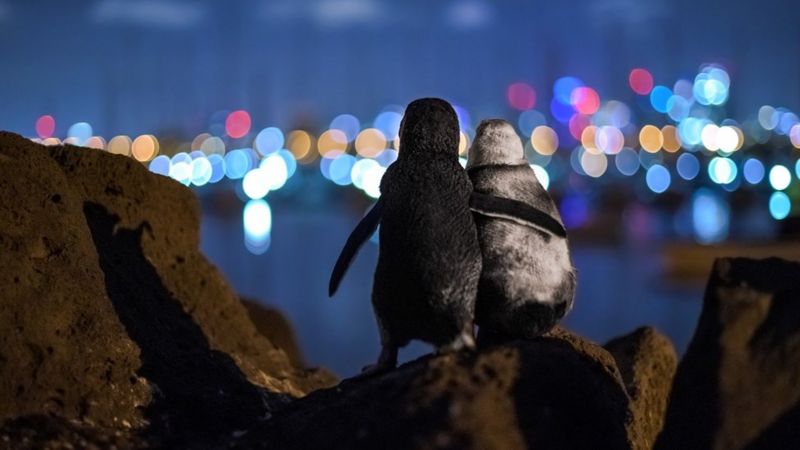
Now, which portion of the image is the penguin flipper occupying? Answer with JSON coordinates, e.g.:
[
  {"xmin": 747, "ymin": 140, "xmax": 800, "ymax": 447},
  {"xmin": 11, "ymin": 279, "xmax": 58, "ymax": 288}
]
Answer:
[
  {"xmin": 328, "ymin": 199, "xmax": 384, "ymax": 297},
  {"xmin": 470, "ymin": 191, "xmax": 567, "ymax": 238}
]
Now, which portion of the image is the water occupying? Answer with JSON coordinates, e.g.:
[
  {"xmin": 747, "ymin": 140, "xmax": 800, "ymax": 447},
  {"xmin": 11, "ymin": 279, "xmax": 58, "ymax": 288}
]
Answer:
[{"xmin": 200, "ymin": 198, "xmax": 704, "ymax": 377}]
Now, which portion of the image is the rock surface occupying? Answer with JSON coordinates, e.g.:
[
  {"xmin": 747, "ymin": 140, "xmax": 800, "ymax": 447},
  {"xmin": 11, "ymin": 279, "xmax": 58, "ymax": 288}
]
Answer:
[
  {"xmin": 656, "ymin": 257, "xmax": 800, "ymax": 450},
  {"xmin": 235, "ymin": 326, "xmax": 635, "ymax": 450},
  {"xmin": 0, "ymin": 132, "xmax": 335, "ymax": 446},
  {"xmin": 605, "ymin": 327, "xmax": 677, "ymax": 450},
  {"xmin": 242, "ymin": 298, "xmax": 307, "ymax": 368}
]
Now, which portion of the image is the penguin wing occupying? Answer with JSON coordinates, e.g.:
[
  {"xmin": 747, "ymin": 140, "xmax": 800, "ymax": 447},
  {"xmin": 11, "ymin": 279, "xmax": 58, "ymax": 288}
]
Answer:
[
  {"xmin": 328, "ymin": 199, "xmax": 384, "ymax": 297},
  {"xmin": 470, "ymin": 191, "xmax": 567, "ymax": 238}
]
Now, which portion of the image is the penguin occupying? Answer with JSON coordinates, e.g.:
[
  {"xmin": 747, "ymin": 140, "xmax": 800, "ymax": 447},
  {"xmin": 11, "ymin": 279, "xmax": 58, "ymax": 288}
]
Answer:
[
  {"xmin": 329, "ymin": 98, "xmax": 482, "ymax": 373},
  {"xmin": 465, "ymin": 119, "xmax": 576, "ymax": 344}
]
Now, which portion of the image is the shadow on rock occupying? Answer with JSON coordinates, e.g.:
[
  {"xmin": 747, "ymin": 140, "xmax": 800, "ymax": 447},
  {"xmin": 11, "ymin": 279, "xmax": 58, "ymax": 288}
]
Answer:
[{"xmin": 83, "ymin": 202, "xmax": 274, "ymax": 445}]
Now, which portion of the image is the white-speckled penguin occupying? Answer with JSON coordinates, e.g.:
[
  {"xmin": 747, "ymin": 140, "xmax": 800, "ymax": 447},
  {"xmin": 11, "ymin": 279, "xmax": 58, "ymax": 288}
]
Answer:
[
  {"xmin": 329, "ymin": 98, "xmax": 482, "ymax": 373},
  {"xmin": 466, "ymin": 119, "xmax": 576, "ymax": 344}
]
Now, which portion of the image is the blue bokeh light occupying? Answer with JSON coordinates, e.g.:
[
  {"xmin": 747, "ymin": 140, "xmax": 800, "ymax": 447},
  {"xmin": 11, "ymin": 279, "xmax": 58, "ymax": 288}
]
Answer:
[
  {"xmin": 743, "ymin": 158, "xmax": 765, "ymax": 184},
  {"xmin": 692, "ymin": 188, "xmax": 729, "ymax": 243},
  {"xmin": 676, "ymin": 153, "xmax": 700, "ymax": 180},
  {"xmin": 769, "ymin": 191, "xmax": 791, "ymax": 220},
  {"xmin": 645, "ymin": 164, "xmax": 671, "ymax": 193}
]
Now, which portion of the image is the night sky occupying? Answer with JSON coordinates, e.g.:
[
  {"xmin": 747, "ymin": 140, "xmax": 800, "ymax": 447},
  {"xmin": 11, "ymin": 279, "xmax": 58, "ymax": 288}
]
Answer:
[{"xmin": 1, "ymin": 0, "xmax": 799, "ymax": 136}]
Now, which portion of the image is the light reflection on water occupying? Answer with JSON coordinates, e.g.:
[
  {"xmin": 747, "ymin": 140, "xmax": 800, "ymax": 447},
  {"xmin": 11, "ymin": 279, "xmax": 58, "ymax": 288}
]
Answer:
[{"xmin": 201, "ymin": 206, "xmax": 703, "ymax": 378}]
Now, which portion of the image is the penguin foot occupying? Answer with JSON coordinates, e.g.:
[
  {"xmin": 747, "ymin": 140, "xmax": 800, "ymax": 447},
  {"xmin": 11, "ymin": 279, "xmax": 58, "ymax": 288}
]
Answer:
[
  {"xmin": 359, "ymin": 344, "xmax": 398, "ymax": 377},
  {"xmin": 437, "ymin": 329, "xmax": 476, "ymax": 355}
]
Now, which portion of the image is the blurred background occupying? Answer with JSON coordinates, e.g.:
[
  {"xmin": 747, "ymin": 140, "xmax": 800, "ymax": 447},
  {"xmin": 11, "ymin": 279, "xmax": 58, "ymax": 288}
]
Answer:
[{"xmin": 3, "ymin": 0, "xmax": 800, "ymax": 376}]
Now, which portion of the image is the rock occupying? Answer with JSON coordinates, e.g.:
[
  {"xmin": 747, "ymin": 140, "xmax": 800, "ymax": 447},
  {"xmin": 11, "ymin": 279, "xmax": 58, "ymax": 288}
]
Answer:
[
  {"xmin": 242, "ymin": 298, "xmax": 307, "ymax": 368},
  {"xmin": 236, "ymin": 328, "xmax": 633, "ymax": 450},
  {"xmin": 655, "ymin": 257, "xmax": 800, "ymax": 450},
  {"xmin": 605, "ymin": 327, "xmax": 677, "ymax": 450},
  {"xmin": 0, "ymin": 132, "xmax": 335, "ymax": 445},
  {"xmin": 0, "ymin": 141, "xmax": 151, "ymax": 428}
]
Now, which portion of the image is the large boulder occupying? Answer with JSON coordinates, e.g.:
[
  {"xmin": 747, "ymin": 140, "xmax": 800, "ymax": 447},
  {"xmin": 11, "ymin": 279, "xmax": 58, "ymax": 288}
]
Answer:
[
  {"xmin": 656, "ymin": 257, "xmax": 800, "ymax": 450},
  {"xmin": 0, "ymin": 132, "xmax": 335, "ymax": 445},
  {"xmin": 605, "ymin": 327, "xmax": 677, "ymax": 450},
  {"xmin": 235, "ymin": 327, "xmax": 636, "ymax": 450}
]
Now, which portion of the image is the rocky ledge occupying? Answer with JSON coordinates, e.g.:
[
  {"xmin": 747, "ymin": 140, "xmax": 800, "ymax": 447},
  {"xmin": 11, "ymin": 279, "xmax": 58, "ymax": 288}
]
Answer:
[{"xmin": 0, "ymin": 132, "xmax": 798, "ymax": 449}]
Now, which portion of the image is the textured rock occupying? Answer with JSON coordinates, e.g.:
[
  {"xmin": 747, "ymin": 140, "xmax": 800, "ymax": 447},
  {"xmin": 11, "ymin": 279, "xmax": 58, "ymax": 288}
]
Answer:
[
  {"xmin": 242, "ymin": 298, "xmax": 307, "ymax": 368},
  {"xmin": 236, "ymin": 328, "xmax": 633, "ymax": 450},
  {"xmin": 605, "ymin": 327, "xmax": 677, "ymax": 450},
  {"xmin": 656, "ymin": 257, "xmax": 800, "ymax": 450},
  {"xmin": 0, "ymin": 132, "xmax": 335, "ymax": 445}
]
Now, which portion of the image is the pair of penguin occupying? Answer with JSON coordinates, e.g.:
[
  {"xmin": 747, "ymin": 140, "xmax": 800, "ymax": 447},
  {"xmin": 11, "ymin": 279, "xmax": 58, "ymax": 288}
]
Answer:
[{"xmin": 329, "ymin": 98, "xmax": 576, "ymax": 373}]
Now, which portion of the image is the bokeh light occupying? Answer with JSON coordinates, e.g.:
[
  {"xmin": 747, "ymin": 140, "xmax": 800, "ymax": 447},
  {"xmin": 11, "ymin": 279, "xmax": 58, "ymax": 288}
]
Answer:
[
  {"xmin": 769, "ymin": 165, "xmax": 792, "ymax": 190},
  {"xmin": 531, "ymin": 126, "xmax": 558, "ymax": 155},
  {"xmin": 708, "ymin": 157, "xmax": 737, "ymax": 185},
  {"xmin": 107, "ymin": 135, "xmax": 132, "ymax": 156},
  {"xmin": 649, "ymin": 86, "xmax": 672, "ymax": 113},
  {"xmin": 629, "ymin": 68, "xmax": 654, "ymax": 95},
  {"xmin": 243, "ymin": 199, "xmax": 272, "ymax": 255},
  {"xmin": 330, "ymin": 114, "xmax": 361, "ymax": 142},
  {"xmin": 35, "ymin": 115, "xmax": 55, "ymax": 139},
  {"xmin": 225, "ymin": 110, "xmax": 251, "ymax": 139},
  {"xmin": 743, "ymin": 158, "xmax": 765, "ymax": 184},
  {"xmin": 287, "ymin": 130, "xmax": 313, "ymax": 161},
  {"xmin": 224, "ymin": 149, "xmax": 252, "ymax": 179},
  {"xmin": 639, "ymin": 125, "xmax": 663, "ymax": 152},
  {"xmin": 769, "ymin": 192, "xmax": 791, "ymax": 220},
  {"xmin": 318, "ymin": 129, "xmax": 348, "ymax": 157},
  {"xmin": 507, "ymin": 82, "xmax": 537, "ymax": 110},
  {"xmin": 661, "ymin": 125, "xmax": 681, "ymax": 152},
  {"xmin": 571, "ymin": 87, "xmax": 600, "ymax": 115},
  {"xmin": 255, "ymin": 127, "xmax": 284, "ymax": 156},
  {"xmin": 692, "ymin": 189, "xmax": 729, "ymax": 243},
  {"xmin": 355, "ymin": 128, "xmax": 387, "ymax": 158},
  {"xmin": 243, "ymin": 168, "xmax": 270, "ymax": 200},
  {"xmin": 615, "ymin": 148, "xmax": 639, "ymax": 176},
  {"xmin": 646, "ymin": 164, "xmax": 671, "ymax": 193},
  {"xmin": 131, "ymin": 135, "xmax": 159, "ymax": 162},
  {"xmin": 149, "ymin": 155, "xmax": 171, "ymax": 176},
  {"xmin": 517, "ymin": 110, "xmax": 546, "ymax": 136},
  {"xmin": 676, "ymin": 153, "xmax": 700, "ymax": 180},
  {"xmin": 67, "ymin": 122, "xmax": 93, "ymax": 145},
  {"xmin": 530, "ymin": 164, "xmax": 549, "ymax": 189},
  {"xmin": 374, "ymin": 111, "xmax": 403, "ymax": 141}
]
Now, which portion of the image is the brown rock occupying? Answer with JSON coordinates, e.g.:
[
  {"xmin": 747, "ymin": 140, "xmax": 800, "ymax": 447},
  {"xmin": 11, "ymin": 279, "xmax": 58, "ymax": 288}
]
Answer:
[
  {"xmin": 656, "ymin": 257, "xmax": 800, "ymax": 450},
  {"xmin": 0, "ymin": 141, "xmax": 150, "ymax": 428},
  {"xmin": 605, "ymin": 327, "xmax": 677, "ymax": 450},
  {"xmin": 237, "ymin": 329, "xmax": 633, "ymax": 450},
  {"xmin": 0, "ymin": 132, "xmax": 335, "ymax": 445},
  {"xmin": 242, "ymin": 298, "xmax": 307, "ymax": 368}
]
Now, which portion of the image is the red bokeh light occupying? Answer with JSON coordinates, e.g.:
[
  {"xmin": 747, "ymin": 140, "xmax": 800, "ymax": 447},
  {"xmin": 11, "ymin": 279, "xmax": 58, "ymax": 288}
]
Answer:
[
  {"xmin": 226, "ymin": 110, "xmax": 252, "ymax": 139},
  {"xmin": 629, "ymin": 68, "xmax": 654, "ymax": 95},
  {"xmin": 507, "ymin": 82, "xmax": 537, "ymax": 111},
  {"xmin": 568, "ymin": 114, "xmax": 590, "ymax": 140},
  {"xmin": 35, "ymin": 115, "xmax": 55, "ymax": 139},
  {"xmin": 570, "ymin": 87, "xmax": 600, "ymax": 115}
]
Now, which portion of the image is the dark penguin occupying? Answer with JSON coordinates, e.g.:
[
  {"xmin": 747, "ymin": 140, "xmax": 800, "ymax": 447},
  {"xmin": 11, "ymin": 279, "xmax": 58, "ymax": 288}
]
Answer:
[
  {"xmin": 466, "ymin": 119, "xmax": 576, "ymax": 344},
  {"xmin": 329, "ymin": 98, "xmax": 482, "ymax": 373}
]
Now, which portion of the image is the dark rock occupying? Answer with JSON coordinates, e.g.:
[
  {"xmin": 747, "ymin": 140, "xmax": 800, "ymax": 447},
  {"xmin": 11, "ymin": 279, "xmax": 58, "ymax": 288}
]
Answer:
[
  {"xmin": 0, "ymin": 415, "xmax": 143, "ymax": 450},
  {"xmin": 0, "ymin": 132, "xmax": 335, "ymax": 445},
  {"xmin": 656, "ymin": 257, "xmax": 800, "ymax": 450},
  {"xmin": 236, "ymin": 327, "xmax": 633, "ymax": 450},
  {"xmin": 605, "ymin": 327, "xmax": 677, "ymax": 450},
  {"xmin": 242, "ymin": 298, "xmax": 307, "ymax": 368}
]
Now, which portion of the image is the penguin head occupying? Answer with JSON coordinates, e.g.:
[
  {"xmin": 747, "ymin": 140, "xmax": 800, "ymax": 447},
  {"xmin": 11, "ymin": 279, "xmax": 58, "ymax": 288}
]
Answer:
[
  {"xmin": 398, "ymin": 98, "xmax": 460, "ymax": 158},
  {"xmin": 467, "ymin": 119, "xmax": 526, "ymax": 168}
]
